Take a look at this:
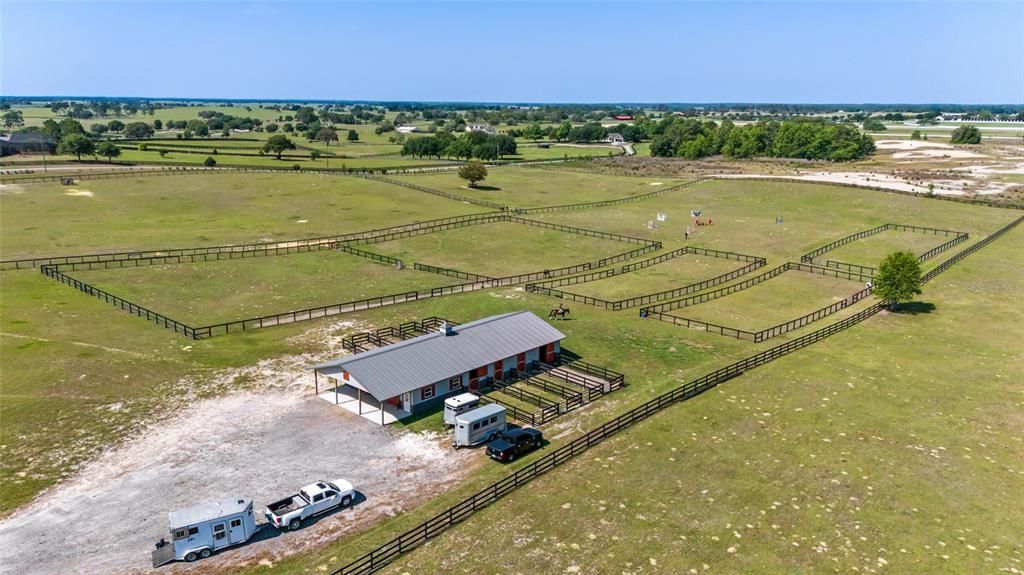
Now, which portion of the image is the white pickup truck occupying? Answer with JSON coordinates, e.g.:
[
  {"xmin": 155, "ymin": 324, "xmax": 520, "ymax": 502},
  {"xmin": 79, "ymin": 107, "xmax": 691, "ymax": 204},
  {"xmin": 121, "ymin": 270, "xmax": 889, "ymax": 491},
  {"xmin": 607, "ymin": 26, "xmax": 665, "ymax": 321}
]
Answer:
[{"xmin": 264, "ymin": 479, "xmax": 354, "ymax": 531}]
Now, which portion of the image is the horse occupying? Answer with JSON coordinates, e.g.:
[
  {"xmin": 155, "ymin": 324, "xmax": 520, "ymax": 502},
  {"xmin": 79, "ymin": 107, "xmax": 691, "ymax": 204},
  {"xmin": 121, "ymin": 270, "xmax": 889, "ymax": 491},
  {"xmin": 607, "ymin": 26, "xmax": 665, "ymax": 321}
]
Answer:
[{"xmin": 548, "ymin": 305, "xmax": 570, "ymax": 320}]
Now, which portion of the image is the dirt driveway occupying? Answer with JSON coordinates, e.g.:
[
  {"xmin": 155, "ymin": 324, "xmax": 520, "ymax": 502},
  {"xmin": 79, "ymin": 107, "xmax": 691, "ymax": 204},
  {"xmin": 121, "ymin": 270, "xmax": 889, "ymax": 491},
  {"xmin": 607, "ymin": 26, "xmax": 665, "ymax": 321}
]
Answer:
[{"xmin": 0, "ymin": 325, "xmax": 475, "ymax": 575}]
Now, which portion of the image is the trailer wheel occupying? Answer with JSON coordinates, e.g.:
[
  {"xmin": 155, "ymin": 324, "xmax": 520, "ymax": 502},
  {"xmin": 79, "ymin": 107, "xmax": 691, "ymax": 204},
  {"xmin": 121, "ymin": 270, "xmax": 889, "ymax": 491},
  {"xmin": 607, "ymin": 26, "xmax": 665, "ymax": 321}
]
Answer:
[
  {"xmin": 341, "ymin": 495, "xmax": 352, "ymax": 507},
  {"xmin": 288, "ymin": 518, "xmax": 302, "ymax": 531},
  {"xmin": 184, "ymin": 551, "xmax": 199, "ymax": 562},
  {"xmin": 199, "ymin": 548, "xmax": 213, "ymax": 559}
]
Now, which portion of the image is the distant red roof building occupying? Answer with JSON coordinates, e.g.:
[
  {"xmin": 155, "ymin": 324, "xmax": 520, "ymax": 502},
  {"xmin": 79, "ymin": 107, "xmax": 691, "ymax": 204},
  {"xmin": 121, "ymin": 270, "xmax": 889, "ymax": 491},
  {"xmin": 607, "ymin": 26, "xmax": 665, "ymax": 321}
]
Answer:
[{"xmin": 614, "ymin": 114, "xmax": 633, "ymax": 121}]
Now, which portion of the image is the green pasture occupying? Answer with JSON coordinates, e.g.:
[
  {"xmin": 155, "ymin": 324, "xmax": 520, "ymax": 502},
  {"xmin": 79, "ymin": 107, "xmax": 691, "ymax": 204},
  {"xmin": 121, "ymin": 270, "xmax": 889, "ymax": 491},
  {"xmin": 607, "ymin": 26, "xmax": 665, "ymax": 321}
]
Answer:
[
  {"xmin": 111, "ymin": 148, "xmax": 448, "ymax": 170},
  {"xmin": 368, "ymin": 221, "xmax": 634, "ymax": 276},
  {"xmin": 1, "ymin": 167, "xmax": 1021, "ymax": 575},
  {"xmin": 0, "ymin": 173, "xmax": 485, "ymax": 259},
  {"xmin": 240, "ymin": 212, "xmax": 1024, "ymax": 575},
  {"xmin": 568, "ymin": 252, "xmax": 744, "ymax": 301},
  {"xmin": 531, "ymin": 179, "xmax": 1019, "ymax": 262},
  {"xmin": 822, "ymin": 228, "xmax": 962, "ymax": 267},
  {"xmin": 69, "ymin": 251, "xmax": 459, "ymax": 325},
  {"xmin": 677, "ymin": 270, "xmax": 864, "ymax": 330},
  {"xmin": 509, "ymin": 144, "xmax": 623, "ymax": 161},
  {"xmin": 391, "ymin": 168, "xmax": 682, "ymax": 208}
]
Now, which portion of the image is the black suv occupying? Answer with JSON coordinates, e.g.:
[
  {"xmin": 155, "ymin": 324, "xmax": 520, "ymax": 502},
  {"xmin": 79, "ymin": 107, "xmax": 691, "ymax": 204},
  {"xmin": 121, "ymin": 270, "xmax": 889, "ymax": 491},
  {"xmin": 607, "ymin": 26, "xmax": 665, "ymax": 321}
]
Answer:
[{"xmin": 486, "ymin": 428, "xmax": 544, "ymax": 462}]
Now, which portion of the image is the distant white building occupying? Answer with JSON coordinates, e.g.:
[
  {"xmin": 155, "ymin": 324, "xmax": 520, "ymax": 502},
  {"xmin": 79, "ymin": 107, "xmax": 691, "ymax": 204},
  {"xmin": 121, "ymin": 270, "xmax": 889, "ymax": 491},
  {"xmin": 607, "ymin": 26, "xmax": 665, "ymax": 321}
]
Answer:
[
  {"xmin": 396, "ymin": 125, "xmax": 419, "ymax": 134},
  {"xmin": 465, "ymin": 123, "xmax": 496, "ymax": 134},
  {"xmin": 604, "ymin": 133, "xmax": 625, "ymax": 145}
]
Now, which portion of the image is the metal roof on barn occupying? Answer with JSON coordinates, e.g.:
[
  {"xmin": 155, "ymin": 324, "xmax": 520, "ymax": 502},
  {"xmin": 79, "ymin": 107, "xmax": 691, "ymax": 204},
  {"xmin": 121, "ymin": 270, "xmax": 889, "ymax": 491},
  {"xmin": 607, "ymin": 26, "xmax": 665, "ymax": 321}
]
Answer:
[{"xmin": 312, "ymin": 311, "xmax": 565, "ymax": 400}]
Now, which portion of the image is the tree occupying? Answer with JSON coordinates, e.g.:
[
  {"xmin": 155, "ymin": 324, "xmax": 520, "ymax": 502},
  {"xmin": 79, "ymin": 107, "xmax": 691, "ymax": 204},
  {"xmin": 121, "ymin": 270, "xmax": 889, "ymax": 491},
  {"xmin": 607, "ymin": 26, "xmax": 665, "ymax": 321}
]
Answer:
[
  {"xmin": 123, "ymin": 122, "xmax": 154, "ymax": 139},
  {"xmin": 554, "ymin": 121, "xmax": 572, "ymax": 142},
  {"xmin": 950, "ymin": 125, "xmax": 981, "ymax": 144},
  {"xmin": 96, "ymin": 141, "xmax": 121, "ymax": 163},
  {"xmin": 107, "ymin": 120, "xmax": 125, "ymax": 133},
  {"xmin": 874, "ymin": 251, "xmax": 922, "ymax": 311},
  {"xmin": 315, "ymin": 127, "xmax": 338, "ymax": 146},
  {"xmin": 2, "ymin": 110, "xmax": 24, "ymax": 129},
  {"xmin": 90, "ymin": 123, "xmax": 109, "ymax": 136},
  {"xmin": 263, "ymin": 134, "xmax": 296, "ymax": 159},
  {"xmin": 58, "ymin": 134, "xmax": 95, "ymax": 160},
  {"xmin": 862, "ymin": 118, "xmax": 887, "ymax": 132},
  {"xmin": 265, "ymin": 123, "xmax": 279, "ymax": 133},
  {"xmin": 153, "ymin": 119, "xmax": 163, "ymax": 130},
  {"xmin": 204, "ymin": 156, "xmax": 217, "ymax": 167},
  {"xmin": 310, "ymin": 150, "xmax": 322, "ymax": 161},
  {"xmin": 346, "ymin": 129, "xmax": 359, "ymax": 142},
  {"xmin": 910, "ymin": 130, "xmax": 922, "ymax": 140},
  {"xmin": 457, "ymin": 161, "xmax": 488, "ymax": 188},
  {"xmin": 59, "ymin": 118, "xmax": 86, "ymax": 138},
  {"xmin": 522, "ymin": 123, "xmax": 544, "ymax": 141}
]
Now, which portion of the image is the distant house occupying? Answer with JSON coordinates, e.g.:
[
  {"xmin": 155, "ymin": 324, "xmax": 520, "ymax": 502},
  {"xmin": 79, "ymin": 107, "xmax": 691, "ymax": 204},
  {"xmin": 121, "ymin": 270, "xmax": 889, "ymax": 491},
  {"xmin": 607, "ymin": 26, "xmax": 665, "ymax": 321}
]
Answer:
[
  {"xmin": 396, "ymin": 125, "xmax": 419, "ymax": 134},
  {"xmin": 465, "ymin": 123, "xmax": 496, "ymax": 134},
  {"xmin": 614, "ymin": 114, "xmax": 633, "ymax": 121},
  {"xmin": 0, "ymin": 132, "xmax": 56, "ymax": 156},
  {"xmin": 604, "ymin": 133, "xmax": 625, "ymax": 145},
  {"xmin": 312, "ymin": 311, "xmax": 565, "ymax": 425}
]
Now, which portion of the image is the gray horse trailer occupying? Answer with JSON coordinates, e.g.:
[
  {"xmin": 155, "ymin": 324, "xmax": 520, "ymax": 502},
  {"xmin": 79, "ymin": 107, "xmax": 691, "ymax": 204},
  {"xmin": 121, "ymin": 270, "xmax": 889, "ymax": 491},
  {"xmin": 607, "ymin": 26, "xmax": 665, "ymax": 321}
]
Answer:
[
  {"xmin": 152, "ymin": 497, "xmax": 258, "ymax": 566},
  {"xmin": 453, "ymin": 403, "xmax": 506, "ymax": 448},
  {"xmin": 443, "ymin": 393, "xmax": 481, "ymax": 425}
]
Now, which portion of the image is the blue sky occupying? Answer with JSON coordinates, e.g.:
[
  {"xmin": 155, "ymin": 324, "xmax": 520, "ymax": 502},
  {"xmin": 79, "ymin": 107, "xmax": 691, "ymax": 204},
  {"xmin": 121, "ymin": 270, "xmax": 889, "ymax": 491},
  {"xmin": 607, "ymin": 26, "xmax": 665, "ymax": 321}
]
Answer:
[{"xmin": 2, "ymin": 1, "xmax": 1021, "ymax": 104}]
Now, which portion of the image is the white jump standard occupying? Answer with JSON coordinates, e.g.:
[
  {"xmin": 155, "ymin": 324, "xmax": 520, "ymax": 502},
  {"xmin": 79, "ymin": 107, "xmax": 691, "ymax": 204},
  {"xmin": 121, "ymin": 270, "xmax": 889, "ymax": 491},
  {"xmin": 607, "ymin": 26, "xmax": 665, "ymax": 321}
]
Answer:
[{"xmin": 312, "ymin": 311, "xmax": 566, "ymax": 424}]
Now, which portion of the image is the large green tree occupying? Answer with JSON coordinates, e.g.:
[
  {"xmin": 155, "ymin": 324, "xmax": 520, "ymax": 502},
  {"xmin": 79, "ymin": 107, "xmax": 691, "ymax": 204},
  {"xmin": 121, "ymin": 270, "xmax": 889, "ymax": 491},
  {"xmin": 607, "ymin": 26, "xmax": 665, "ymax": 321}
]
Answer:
[
  {"xmin": 874, "ymin": 251, "xmax": 923, "ymax": 310},
  {"xmin": 316, "ymin": 127, "xmax": 338, "ymax": 146},
  {"xmin": 123, "ymin": 122, "xmax": 155, "ymax": 139},
  {"xmin": 96, "ymin": 141, "xmax": 121, "ymax": 163},
  {"xmin": 457, "ymin": 161, "xmax": 488, "ymax": 188},
  {"xmin": 2, "ymin": 110, "xmax": 24, "ymax": 129},
  {"xmin": 263, "ymin": 134, "xmax": 296, "ymax": 159},
  {"xmin": 950, "ymin": 125, "xmax": 981, "ymax": 144},
  {"xmin": 58, "ymin": 134, "xmax": 96, "ymax": 160}
]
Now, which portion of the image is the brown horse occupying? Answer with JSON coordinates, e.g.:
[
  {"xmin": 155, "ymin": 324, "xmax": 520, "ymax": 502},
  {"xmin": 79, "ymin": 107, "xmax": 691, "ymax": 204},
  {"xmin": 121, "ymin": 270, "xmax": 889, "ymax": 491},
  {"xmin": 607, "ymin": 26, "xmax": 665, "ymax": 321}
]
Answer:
[{"xmin": 548, "ymin": 305, "xmax": 570, "ymax": 320}]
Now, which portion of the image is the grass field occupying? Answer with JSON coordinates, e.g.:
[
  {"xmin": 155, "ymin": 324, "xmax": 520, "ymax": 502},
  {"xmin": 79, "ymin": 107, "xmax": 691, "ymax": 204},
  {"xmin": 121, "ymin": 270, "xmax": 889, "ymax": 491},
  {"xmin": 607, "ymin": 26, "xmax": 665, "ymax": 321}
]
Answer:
[
  {"xmin": 1, "ymin": 167, "xmax": 1021, "ymax": 575},
  {"xmin": 368, "ymin": 221, "xmax": 635, "ymax": 276},
  {"xmin": 356, "ymin": 225, "xmax": 1024, "ymax": 575},
  {"xmin": 0, "ymin": 173, "xmax": 486, "ymax": 259},
  {"xmin": 677, "ymin": 270, "xmax": 864, "ymax": 329},
  {"xmin": 531, "ymin": 179, "xmax": 1020, "ymax": 261},
  {"xmin": 68, "ymin": 251, "xmax": 459, "ymax": 325},
  {"xmin": 822, "ymin": 228, "xmax": 961, "ymax": 267},
  {"xmin": 392, "ymin": 168, "xmax": 682, "ymax": 208},
  {"xmin": 568, "ymin": 252, "xmax": 745, "ymax": 301},
  {"xmin": 510, "ymin": 144, "xmax": 624, "ymax": 161}
]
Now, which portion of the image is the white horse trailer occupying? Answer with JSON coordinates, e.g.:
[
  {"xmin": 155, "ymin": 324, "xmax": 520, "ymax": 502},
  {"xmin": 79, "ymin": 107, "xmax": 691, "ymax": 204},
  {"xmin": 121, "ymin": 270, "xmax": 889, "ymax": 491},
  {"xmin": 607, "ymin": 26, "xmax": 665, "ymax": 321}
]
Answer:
[
  {"xmin": 453, "ymin": 403, "xmax": 506, "ymax": 448},
  {"xmin": 444, "ymin": 393, "xmax": 481, "ymax": 425},
  {"xmin": 152, "ymin": 497, "xmax": 258, "ymax": 566}
]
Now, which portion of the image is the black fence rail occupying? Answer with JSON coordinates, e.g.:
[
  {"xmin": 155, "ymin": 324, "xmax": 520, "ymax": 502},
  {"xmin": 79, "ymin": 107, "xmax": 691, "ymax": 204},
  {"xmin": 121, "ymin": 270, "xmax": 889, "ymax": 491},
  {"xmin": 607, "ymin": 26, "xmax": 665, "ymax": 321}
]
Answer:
[
  {"xmin": 329, "ymin": 299, "xmax": 903, "ymax": 575},
  {"xmin": 823, "ymin": 260, "xmax": 877, "ymax": 276},
  {"xmin": 801, "ymin": 223, "xmax": 969, "ymax": 265},
  {"xmin": 341, "ymin": 317, "xmax": 457, "ymax": 353},
  {"xmin": 39, "ymin": 264, "xmax": 198, "ymax": 337},
  {"xmin": 916, "ymin": 232, "xmax": 970, "ymax": 262},
  {"xmin": 335, "ymin": 245, "xmax": 403, "ymax": 266},
  {"xmin": 753, "ymin": 286, "xmax": 873, "ymax": 342},
  {"xmin": 2, "ymin": 211, "xmax": 503, "ymax": 270},
  {"xmin": 787, "ymin": 261, "xmax": 875, "ymax": 282},
  {"xmin": 518, "ymin": 374, "xmax": 584, "ymax": 411},
  {"xmin": 595, "ymin": 243, "xmax": 662, "ymax": 267},
  {"xmin": 192, "ymin": 291, "xmax": 423, "ymax": 339},
  {"xmin": 921, "ymin": 215, "xmax": 1024, "ymax": 283},
  {"xmin": 412, "ymin": 263, "xmax": 495, "ymax": 282},
  {"xmin": 363, "ymin": 175, "xmax": 507, "ymax": 210},
  {"xmin": 483, "ymin": 379, "xmax": 561, "ymax": 414},
  {"xmin": 506, "ymin": 216, "xmax": 658, "ymax": 247},
  {"xmin": 515, "ymin": 177, "xmax": 710, "ymax": 215},
  {"xmin": 347, "ymin": 214, "xmax": 506, "ymax": 247},
  {"xmin": 478, "ymin": 395, "xmax": 548, "ymax": 427},
  {"xmin": 641, "ymin": 263, "xmax": 790, "ymax": 314}
]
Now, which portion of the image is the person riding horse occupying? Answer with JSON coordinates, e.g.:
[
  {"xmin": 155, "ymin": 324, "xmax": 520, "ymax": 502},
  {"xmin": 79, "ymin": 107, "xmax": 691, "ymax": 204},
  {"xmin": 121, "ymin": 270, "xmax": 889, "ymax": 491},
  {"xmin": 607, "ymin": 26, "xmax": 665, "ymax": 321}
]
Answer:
[{"xmin": 548, "ymin": 303, "xmax": 570, "ymax": 320}]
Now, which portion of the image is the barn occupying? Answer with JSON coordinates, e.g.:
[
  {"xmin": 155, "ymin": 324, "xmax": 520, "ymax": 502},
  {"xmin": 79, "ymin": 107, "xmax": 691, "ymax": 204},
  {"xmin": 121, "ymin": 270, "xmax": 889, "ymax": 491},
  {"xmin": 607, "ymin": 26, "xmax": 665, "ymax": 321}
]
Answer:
[{"xmin": 312, "ymin": 311, "xmax": 565, "ymax": 424}]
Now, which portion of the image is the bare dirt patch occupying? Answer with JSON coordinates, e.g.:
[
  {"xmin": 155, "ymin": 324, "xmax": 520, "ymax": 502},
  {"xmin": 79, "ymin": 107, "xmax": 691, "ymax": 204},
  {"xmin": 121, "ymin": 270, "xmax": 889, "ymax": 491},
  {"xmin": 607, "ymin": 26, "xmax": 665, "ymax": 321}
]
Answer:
[{"xmin": 0, "ymin": 320, "xmax": 478, "ymax": 575}]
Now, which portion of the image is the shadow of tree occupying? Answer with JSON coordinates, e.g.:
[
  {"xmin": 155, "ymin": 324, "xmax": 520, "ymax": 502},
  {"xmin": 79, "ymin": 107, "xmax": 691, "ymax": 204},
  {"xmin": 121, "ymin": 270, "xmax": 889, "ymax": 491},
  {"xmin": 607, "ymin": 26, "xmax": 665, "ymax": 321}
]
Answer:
[{"xmin": 894, "ymin": 301, "xmax": 937, "ymax": 315}]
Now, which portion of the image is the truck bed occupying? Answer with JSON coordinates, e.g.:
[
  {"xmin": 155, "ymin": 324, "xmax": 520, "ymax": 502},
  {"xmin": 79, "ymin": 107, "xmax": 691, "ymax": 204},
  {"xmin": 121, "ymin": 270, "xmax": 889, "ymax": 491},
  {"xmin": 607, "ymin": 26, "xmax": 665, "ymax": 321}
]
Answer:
[{"xmin": 267, "ymin": 495, "xmax": 305, "ymax": 515}]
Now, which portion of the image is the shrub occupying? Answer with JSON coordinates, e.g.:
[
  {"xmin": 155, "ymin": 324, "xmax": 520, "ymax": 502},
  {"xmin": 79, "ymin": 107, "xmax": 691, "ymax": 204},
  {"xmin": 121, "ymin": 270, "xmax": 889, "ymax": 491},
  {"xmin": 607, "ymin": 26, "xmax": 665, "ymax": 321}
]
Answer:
[
  {"xmin": 138, "ymin": 143, "xmax": 148, "ymax": 151},
  {"xmin": 204, "ymin": 156, "xmax": 217, "ymax": 167},
  {"xmin": 292, "ymin": 164, "xmax": 301, "ymax": 171}
]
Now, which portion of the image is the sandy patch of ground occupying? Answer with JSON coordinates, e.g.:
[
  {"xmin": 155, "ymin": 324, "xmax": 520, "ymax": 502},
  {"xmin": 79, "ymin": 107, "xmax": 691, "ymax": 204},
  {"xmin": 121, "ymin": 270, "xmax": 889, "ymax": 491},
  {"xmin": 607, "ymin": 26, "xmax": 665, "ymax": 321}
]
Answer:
[
  {"xmin": 647, "ymin": 182, "xmax": 664, "ymax": 186},
  {"xmin": 295, "ymin": 219, "xmax": 308, "ymax": 223},
  {"xmin": 874, "ymin": 139, "xmax": 987, "ymax": 160},
  {"xmin": 0, "ymin": 319, "xmax": 477, "ymax": 575},
  {"xmin": 64, "ymin": 188, "xmax": 94, "ymax": 197},
  {"xmin": 0, "ymin": 183, "xmax": 25, "ymax": 194},
  {"xmin": 874, "ymin": 140, "xmax": 953, "ymax": 151}
]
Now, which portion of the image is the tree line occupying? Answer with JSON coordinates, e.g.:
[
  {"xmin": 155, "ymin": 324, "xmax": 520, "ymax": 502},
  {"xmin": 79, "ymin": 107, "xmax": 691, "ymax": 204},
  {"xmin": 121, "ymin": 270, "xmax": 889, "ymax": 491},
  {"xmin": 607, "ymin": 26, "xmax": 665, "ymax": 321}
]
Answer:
[
  {"xmin": 401, "ymin": 131, "xmax": 517, "ymax": 160},
  {"xmin": 648, "ymin": 118, "xmax": 876, "ymax": 161}
]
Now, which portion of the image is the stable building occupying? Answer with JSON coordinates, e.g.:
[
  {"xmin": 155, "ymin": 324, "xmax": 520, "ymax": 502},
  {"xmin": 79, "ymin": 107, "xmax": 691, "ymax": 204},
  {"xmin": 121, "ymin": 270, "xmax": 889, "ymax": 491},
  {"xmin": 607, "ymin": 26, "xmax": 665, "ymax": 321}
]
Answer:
[
  {"xmin": 312, "ymin": 311, "xmax": 565, "ymax": 424},
  {"xmin": 0, "ymin": 132, "xmax": 56, "ymax": 156}
]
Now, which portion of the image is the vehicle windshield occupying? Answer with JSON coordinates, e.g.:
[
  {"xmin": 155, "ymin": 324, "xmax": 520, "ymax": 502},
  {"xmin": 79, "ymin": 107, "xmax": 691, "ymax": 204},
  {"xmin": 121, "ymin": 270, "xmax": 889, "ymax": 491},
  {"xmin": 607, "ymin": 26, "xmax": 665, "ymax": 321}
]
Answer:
[
  {"xmin": 327, "ymin": 482, "xmax": 339, "ymax": 491},
  {"xmin": 299, "ymin": 489, "xmax": 311, "ymax": 503}
]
